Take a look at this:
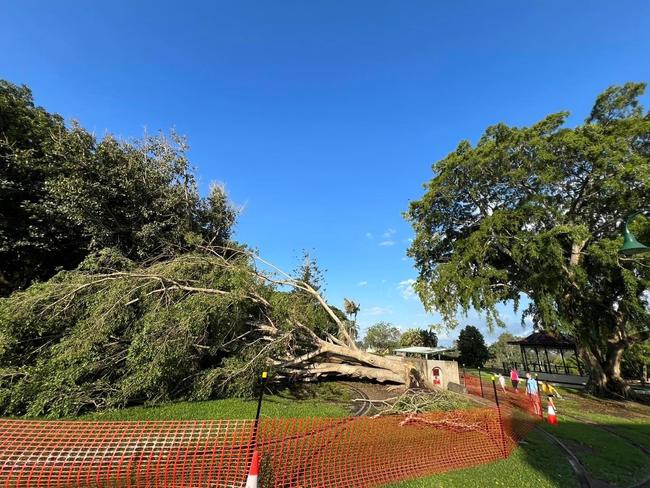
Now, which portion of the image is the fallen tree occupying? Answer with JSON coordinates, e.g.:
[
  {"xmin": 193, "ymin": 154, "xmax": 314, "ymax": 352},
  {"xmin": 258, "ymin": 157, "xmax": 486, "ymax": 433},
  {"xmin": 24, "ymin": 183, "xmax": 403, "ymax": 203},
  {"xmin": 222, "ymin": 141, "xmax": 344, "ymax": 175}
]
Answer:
[{"xmin": 0, "ymin": 245, "xmax": 421, "ymax": 417}]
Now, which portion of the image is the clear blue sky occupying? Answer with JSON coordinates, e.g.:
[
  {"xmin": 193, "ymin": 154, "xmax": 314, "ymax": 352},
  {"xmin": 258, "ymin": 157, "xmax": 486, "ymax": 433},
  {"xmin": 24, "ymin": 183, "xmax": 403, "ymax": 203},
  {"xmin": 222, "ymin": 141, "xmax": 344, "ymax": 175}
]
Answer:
[{"xmin": 3, "ymin": 1, "xmax": 650, "ymax": 345}]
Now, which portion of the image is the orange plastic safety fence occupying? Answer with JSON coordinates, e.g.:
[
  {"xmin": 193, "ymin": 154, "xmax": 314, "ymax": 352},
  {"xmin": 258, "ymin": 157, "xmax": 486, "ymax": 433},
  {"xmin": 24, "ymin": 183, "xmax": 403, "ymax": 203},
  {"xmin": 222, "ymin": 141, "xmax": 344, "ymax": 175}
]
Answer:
[
  {"xmin": 462, "ymin": 373, "xmax": 542, "ymax": 444},
  {"xmin": 0, "ymin": 377, "xmax": 541, "ymax": 487},
  {"xmin": 256, "ymin": 409, "xmax": 509, "ymax": 487}
]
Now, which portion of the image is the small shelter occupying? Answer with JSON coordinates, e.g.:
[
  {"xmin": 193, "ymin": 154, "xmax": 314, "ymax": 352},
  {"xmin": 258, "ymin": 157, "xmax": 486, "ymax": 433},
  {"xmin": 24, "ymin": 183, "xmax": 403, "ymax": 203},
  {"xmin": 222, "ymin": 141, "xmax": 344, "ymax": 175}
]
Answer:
[
  {"xmin": 391, "ymin": 347, "xmax": 460, "ymax": 389},
  {"xmin": 392, "ymin": 346, "xmax": 454, "ymax": 360},
  {"xmin": 507, "ymin": 331, "xmax": 584, "ymax": 377}
]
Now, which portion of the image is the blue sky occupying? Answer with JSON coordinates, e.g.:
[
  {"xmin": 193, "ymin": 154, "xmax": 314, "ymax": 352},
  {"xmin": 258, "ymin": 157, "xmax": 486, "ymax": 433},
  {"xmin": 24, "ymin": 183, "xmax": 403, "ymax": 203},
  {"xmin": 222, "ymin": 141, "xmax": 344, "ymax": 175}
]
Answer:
[{"xmin": 3, "ymin": 1, "xmax": 650, "ymax": 345}]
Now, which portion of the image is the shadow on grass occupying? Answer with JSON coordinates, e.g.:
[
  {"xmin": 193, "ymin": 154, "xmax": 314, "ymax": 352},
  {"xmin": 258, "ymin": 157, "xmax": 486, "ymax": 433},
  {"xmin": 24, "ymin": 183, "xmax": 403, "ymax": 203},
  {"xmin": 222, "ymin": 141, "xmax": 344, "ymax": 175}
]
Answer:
[
  {"xmin": 382, "ymin": 414, "xmax": 650, "ymax": 488},
  {"xmin": 537, "ymin": 418, "xmax": 650, "ymax": 487},
  {"xmin": 380, "ymin": 428, "xmax": 577, "ymax": 488}
]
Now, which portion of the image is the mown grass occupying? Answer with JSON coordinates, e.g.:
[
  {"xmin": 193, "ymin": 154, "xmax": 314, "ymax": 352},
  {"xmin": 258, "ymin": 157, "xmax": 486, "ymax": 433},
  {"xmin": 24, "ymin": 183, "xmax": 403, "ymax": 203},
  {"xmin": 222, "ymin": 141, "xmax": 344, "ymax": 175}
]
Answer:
[
  {"xmin": 543, "ymin": 386, "xmax": 650, "ymax": 485},
  {"xmin": 456, "ymin": 373, "xmax": 650, "ymax": 487},
  {"xmin": 381, "ymin": 430, "xmax": 577, "ymax": 488},
  {"xmin": 75, "ymin": 378, "xmax": 650, "ymax": 488},
  {"xmin": 82, "ymin": 383, "xmax": 351, "ymax": 420},
  {"xmin": 541, "ymin": 421, "xmax": 649, "ymax": 487},
  {"xmin": 557, "ymin": 409, "xmax": 650, "ymax": 451}
]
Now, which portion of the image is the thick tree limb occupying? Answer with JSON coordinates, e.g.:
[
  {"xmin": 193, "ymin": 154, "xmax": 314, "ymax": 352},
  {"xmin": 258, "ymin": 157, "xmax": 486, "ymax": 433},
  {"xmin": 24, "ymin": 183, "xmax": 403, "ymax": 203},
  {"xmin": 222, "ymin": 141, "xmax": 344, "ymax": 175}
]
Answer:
[{"xmin": 290, "ymin": 363, "xmax": 405, "ymax": 383}]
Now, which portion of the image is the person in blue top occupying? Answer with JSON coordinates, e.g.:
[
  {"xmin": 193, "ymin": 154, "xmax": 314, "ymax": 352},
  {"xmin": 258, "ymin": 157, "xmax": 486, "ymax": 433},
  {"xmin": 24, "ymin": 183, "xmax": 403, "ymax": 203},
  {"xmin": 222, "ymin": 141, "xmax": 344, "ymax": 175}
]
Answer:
[{"xmin": 525, "ymin": 372, "xmax": 541, "ymax": 415}]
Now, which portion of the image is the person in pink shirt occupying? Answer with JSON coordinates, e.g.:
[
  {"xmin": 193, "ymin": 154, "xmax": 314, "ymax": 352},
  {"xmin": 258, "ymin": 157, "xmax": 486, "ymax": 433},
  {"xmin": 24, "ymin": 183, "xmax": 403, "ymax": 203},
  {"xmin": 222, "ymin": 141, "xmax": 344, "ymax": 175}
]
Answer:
[{"xmin": 510, "ymin": 367, "xmax": 520, "ymax": 392}]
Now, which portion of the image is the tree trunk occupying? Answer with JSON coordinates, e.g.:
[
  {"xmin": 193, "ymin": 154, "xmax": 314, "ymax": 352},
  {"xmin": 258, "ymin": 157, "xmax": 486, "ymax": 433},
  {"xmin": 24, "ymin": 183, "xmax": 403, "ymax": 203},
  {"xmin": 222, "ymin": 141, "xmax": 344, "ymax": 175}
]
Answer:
[
  {"xmin": 289, "ymin": 363, "xmax": 407, "ymax": 383},
  {"xmin": 581, "ymin": 342, "xmax": 631, "ymax": 398},
  {"xmin": 279, "ymin": 335, "xmax": 423, "ymax": 387}
]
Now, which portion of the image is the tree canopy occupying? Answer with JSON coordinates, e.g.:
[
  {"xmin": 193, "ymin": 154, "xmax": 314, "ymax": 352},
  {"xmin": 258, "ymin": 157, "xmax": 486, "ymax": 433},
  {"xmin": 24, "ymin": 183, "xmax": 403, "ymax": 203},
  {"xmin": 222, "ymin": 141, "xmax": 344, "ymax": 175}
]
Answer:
[
  {"xmin": 407, "ymin": 82, "xmax": 650, "ymax": 396},
  {"xmin": 0, "ymin": 80, "xmax": 236, "ymax": 296},
  {"xmin": 0, "ymin": 250, "xmax": 265, "ymax": 417},
  {"xmin": 457, "ymin": 326, "xmax": 489, "ymax": 368},
  {"xmin": 363, "ymin": 322, "xmax": 402, "ymax": 354},
  {"xmin": 399, "ymin": 328, "xmax": 438, "ymax": 348},
  {"xmin": 486, "ymin": 332, "xmax": 521, "ymax": 369}
]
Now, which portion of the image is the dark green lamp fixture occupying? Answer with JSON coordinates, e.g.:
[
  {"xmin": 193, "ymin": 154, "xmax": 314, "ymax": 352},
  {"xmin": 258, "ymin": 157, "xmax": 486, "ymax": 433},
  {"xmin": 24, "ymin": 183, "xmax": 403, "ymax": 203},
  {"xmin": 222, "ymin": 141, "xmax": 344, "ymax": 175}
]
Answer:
[{"xmin": 620, "ymin": 211, "xmax": 650, "ymax": 256}]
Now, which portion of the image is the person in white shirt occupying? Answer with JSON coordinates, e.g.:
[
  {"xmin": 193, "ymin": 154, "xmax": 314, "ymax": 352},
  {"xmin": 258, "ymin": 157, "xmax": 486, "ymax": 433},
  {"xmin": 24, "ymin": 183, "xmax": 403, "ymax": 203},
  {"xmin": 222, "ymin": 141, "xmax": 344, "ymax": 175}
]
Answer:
[{"xmin": 498, "ymin": 373, "xmax": 507, "ymax": 392}]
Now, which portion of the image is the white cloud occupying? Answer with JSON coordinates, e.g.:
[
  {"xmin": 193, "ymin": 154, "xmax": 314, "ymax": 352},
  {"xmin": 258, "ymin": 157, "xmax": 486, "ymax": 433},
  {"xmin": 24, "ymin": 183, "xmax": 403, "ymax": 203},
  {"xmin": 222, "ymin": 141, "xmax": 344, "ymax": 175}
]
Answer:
[
  {"xmin": 358, "ymin": 281, "xmax": 368, "ymax": 287},
  {"xmin": 383, "ymin": 228, "xmax": 396, "ymax": 238},
  {"xmin": 362, "ymin": 306, "xmax": 392, "ymax": 316},
  {"xmin": 381, "ymin": 279, "xmax": 387, "ymax": 284},
  {"xmin": 366, "ymin": 232, "xmax": 373, "ymax": 239},
  {"xmin": 379, "ymin": 240, "xmax": 395, "ymax": 247},
  {"xmin": 397, "ymin": 279, "xmax": 417, "ymax": 300}
]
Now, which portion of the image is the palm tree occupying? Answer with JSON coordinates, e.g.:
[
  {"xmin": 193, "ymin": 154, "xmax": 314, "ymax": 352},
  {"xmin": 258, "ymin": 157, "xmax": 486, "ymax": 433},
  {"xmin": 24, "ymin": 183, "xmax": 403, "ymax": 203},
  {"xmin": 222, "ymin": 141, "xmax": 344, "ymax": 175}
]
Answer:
[{"xmin": 343, "ymin": 298, "xmax": 360, "ymax": 340}]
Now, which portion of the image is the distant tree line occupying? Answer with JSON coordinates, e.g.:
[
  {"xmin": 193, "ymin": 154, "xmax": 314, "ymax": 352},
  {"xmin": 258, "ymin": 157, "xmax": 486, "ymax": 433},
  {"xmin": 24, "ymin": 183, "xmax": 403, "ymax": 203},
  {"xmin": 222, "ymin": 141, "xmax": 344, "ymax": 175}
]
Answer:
[{"xmin": 360, "ymin": 322, "xmax": 438, "ymax": 354}]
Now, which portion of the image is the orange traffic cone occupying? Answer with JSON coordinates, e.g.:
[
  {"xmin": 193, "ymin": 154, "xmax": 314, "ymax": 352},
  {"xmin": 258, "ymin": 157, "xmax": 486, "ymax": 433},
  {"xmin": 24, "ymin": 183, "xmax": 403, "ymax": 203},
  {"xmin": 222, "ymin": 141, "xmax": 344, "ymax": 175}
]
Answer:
[
  {"xmin": 547, "ymin": 398, "xmax": 558, "ymax": 425},
  {"xmin": 246, "ymin": 449, "xmax": 259, "ymax": 488}
]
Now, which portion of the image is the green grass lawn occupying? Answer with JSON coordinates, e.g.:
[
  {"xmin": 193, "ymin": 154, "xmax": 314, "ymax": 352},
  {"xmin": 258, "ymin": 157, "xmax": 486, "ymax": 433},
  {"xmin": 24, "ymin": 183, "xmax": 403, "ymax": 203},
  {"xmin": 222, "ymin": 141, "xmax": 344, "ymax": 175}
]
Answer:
[
  {"xmin": 541, "ymin": 420, "xmax": 650, "ymax": 487},
  {"xmin": 82, "ymin": 383, "xmax": 351, "ymax": 420},
  {"xmin": 555, "ymin": 408, "xmax": 650, "ymax": 452},
  {"xmin": 75, "ymin": 380, "xmax": 650, "ymax": 488},
  {"xmin": 452, "ymin": 375, "xmax": 650, "ymax": 487},
  {"xmin": 381, "ymin": 430, "xmax": 577, "ymax": 488},
  {"xmin": 543, "ymin": 386, "xmax": 650, "ymax": 486}
]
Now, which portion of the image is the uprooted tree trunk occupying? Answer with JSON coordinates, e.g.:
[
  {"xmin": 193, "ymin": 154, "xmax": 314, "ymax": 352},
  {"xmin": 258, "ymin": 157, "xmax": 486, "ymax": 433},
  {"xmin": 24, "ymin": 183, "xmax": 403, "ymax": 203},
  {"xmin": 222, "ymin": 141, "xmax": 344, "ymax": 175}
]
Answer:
[
  {"xmin": 269, "ymin": 321, "xmax": 416, "ymax": 386},
  {"xmin": 203, "ymin": 245, "xmax": 425, "ymax": 388}
]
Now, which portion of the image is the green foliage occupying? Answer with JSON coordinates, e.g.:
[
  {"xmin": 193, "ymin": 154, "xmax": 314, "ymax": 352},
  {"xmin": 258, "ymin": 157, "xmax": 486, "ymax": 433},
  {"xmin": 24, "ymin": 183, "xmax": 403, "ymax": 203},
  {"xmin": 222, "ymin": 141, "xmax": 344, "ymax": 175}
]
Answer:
[
  {"xmin": 0, "ymin": 249, "xmax": 345, "ymax": 418},
  {"xmin": 0, "ymin": 81, "xmax": 85, "ymax": 295},
  {"xmin": 457, "ymin": 326, "xmax": 489, "ymax": 368},
  {"xmin": 621, "ymin": 340, "xmax": 650, "ymax": 380},
  {"xmin": 343, "ymin": 298, "xmax": 361, "ymax": 340},
  {"xmin": 399, "ymin": 328, "xmax": 438, "ymax": 348},
  {"xmin": 0, "ymin": 80, "xmax": 236, "ymax": 296},
  {"xmin": 486, "ymin": 332, "xmax": 521, "ymax": 369},
  {"xmin": 406, "ymin": 82, "xmax": 650, "ymax": 395},
  {"xmin": 363, "ymin": 321, "xmax": 401, "ymax": 353},
  {"xmin": 293, "ymin": 250, "xmax": 326, "ymax": 292}
]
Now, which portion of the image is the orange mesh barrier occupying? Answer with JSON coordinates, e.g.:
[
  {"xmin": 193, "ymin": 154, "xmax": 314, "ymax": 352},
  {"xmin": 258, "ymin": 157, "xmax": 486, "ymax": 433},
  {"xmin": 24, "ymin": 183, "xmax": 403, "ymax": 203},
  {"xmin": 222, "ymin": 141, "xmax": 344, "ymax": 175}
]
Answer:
[
  {"xmin": 463, "ymin": 373, "xmax": 542, "ymax": 444},
  {"xmin": 0, "ymin": 378, "xmax": 541, "ymax": 487}
]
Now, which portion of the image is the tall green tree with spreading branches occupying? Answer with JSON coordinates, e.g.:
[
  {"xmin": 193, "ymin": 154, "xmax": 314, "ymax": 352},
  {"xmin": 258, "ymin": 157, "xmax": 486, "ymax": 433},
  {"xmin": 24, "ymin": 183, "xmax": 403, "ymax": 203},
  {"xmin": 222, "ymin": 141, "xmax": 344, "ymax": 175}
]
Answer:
[
  {"xmin": 363, "ymin": 322, "xmax": 402, "ymax": 354},
  {"xmin": 407, "ymin": 83, "xmax": 650, "ymax": 397}
]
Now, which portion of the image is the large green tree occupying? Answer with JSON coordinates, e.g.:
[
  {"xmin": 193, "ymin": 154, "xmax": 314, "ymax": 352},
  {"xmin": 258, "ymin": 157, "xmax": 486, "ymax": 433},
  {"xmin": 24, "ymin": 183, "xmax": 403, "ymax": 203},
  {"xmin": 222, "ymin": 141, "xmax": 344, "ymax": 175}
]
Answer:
[
  {"xmin": 363, "ymin": 322, "xmax": 402, "ymax": 354},
  {"xmin": 486, "ymin": 332, "xmax": 521, "ymax": 369},
  {"xmin": 399, "ymin": 328, "xmax": 438, "ymax": 348},
  {"xmin": 457, "ymin": 326, "xmax": 490, "ymax": 368},
  {"xmin": 0, "ymin": 81, "xmax": 84, "ymax": 294},
  {"xmin": 407, "ymin": 83, "xmax": 650, "ymax": 397},
  {"xmin": 0, "ymin": 80, "xmax": 235, "ymax": 296}
]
